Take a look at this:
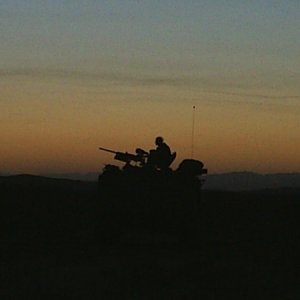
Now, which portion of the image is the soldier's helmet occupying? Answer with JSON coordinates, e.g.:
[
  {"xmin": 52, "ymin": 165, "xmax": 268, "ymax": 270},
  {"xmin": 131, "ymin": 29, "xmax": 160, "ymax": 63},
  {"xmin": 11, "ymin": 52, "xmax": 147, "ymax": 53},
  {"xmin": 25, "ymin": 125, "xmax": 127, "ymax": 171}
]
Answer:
[{"xmin": 155, "ymin": 136, "xmax": 164, "ymax": 145}]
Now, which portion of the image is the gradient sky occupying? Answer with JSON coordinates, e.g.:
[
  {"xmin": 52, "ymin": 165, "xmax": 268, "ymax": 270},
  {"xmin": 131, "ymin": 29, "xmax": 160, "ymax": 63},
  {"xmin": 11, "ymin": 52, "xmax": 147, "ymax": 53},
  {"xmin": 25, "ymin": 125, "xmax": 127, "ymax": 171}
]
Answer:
[{"xmin": 1, "ymin": 0, "xmax": 300, "ymax": 174}]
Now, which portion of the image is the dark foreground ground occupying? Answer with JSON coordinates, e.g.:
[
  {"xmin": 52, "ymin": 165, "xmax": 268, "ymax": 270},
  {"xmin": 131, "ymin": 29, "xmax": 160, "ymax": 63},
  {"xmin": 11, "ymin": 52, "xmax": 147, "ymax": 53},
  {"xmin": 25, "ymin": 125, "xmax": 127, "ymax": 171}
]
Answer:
[{"xmin": 1, "ymin": 175, "xmax": 300, "ymax": 299}]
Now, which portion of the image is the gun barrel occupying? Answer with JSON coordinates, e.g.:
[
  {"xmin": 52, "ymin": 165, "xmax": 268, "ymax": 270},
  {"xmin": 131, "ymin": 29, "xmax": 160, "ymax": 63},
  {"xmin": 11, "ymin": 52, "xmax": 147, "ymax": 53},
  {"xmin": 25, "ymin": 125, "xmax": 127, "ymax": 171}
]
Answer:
[
  {"xmin": 99, "ymin": 147, "xmax": 146, "ymax": 165},
  {"xmin": 99, "ymin": 147, "xmax": 117, "ymax": 154}
]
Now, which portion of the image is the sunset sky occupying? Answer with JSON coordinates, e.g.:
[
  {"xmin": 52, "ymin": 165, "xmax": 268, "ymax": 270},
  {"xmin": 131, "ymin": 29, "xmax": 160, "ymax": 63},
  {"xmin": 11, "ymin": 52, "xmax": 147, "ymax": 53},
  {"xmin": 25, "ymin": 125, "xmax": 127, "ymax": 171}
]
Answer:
[{"xmin": 1, "ymin": 0, "xmax": 300, "ymax": 174}]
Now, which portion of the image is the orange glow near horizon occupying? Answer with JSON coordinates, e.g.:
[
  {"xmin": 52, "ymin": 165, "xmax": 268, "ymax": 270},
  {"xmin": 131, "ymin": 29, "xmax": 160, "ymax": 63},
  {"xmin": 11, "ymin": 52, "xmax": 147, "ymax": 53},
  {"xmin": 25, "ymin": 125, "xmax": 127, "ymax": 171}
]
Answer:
[{"xmin": 1, "ymin": 73, "xmax": 300, "ymax": 175}]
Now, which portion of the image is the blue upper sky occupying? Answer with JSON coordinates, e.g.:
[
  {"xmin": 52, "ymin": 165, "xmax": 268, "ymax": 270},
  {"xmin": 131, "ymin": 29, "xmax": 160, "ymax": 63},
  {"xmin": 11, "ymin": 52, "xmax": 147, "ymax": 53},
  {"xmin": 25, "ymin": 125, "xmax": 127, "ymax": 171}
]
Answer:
[{"xmin": 2, "ymin": 0, "xmax": 299, "ymax": 75}]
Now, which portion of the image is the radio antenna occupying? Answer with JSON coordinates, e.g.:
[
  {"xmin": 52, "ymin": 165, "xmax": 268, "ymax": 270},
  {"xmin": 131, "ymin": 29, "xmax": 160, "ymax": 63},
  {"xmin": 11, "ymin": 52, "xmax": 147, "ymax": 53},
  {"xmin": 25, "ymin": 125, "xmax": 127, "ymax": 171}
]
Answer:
[{"xmin": 191, "ymin": 105, "xmax": 195, "ymax": 158}]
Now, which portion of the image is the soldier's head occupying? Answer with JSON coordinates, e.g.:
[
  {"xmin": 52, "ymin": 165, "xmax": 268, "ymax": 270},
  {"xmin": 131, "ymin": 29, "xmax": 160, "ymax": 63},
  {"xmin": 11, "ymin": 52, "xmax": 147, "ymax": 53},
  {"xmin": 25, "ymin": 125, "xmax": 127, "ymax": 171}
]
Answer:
[{"xmin": 155, "ymin": 136, "xmax": 164, "ymax": 146}]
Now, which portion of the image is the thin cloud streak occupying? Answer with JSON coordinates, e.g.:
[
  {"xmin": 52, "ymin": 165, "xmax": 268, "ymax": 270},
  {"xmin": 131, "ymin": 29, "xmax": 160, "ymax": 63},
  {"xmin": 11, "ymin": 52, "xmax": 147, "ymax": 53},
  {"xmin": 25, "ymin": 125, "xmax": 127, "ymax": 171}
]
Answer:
[
  {"xmin": 203, "ymin": 90, "xmax": 300, "ymax": 101},
  {"xmin": 1, "ymin": 68, "xmax": 299, "ymax": 103},
  {"xmin": 0, "ymin": 68, "xmax": 192, "ymax": 87}
]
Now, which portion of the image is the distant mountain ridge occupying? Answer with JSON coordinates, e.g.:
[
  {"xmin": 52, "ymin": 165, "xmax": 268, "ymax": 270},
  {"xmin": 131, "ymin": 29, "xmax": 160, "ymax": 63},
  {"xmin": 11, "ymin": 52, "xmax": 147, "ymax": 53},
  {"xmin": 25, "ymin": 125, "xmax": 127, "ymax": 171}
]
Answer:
[
  {"xmin": 41, "ymin": 172, "xmax": 99, "ymax": 182},
  {"xmin": 204, "ymin": 172, "xmax": 300, "ymax": 191},
  {"xmin": 1, "ymin": 171, "xmax": 300, "ymax": 191},
  {"xmin": 43, "ymin": 171, "xmax": 300, "ymax": 191}
]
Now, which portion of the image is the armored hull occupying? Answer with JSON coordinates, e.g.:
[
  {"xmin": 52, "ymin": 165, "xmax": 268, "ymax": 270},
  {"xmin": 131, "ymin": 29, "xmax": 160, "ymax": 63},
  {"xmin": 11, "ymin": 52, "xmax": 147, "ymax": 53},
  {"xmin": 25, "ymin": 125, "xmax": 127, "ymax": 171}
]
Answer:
[{"xmin": 97, "ymin": 159, "xmax": 207, "ymax": 241}]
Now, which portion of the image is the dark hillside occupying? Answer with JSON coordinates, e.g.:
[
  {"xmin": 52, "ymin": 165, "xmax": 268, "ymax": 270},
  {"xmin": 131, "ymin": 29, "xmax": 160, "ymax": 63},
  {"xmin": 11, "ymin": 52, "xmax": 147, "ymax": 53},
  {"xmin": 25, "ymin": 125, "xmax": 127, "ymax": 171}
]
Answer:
[
  {"xmin": 0, "ymin": 175, "xmax": 98, "ymax": 244},
  {"xmin": 1, "ymin": 175, "xmax": 300, "ymax": 299}
]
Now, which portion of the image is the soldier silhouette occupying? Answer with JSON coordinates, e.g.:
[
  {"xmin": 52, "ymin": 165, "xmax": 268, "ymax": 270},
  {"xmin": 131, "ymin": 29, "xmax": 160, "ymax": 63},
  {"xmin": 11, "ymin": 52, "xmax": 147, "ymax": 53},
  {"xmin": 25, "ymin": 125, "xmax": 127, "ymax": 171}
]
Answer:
[{"xmin": 147, "ymin": 136, "xmax": 176, "ymax": 170}]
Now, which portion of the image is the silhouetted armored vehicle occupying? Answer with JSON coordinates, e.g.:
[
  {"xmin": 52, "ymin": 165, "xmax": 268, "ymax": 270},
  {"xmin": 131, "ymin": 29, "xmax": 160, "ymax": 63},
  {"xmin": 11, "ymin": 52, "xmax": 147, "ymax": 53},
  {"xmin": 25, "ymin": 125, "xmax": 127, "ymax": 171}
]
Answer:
[{"xmin": 97, "ymin": 146, "xmax": 207, "ymax": 242}]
